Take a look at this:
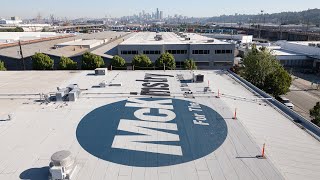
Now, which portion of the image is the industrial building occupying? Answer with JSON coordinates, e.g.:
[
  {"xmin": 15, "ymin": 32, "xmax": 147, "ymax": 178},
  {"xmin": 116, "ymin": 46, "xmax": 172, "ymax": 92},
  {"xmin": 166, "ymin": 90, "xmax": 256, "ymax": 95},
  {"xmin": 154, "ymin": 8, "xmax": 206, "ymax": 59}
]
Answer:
[
  {"xmin": 55, "ymin": 39, "xmax": 107, "ymax": 49},
  {"xmin": 238, "ymin": 41, "xmax": 318, "ymax": 69},
  {"xmin": 0, "ymin": 70, "xmax": 319, "ymax": 180},
  {"xmin": 118, "ymin": 32, "xmax": 235, "ymax": 69},
  {"xmin": 0, "ymin": 31, "xmax": 129, "ymax": 70},
  {"xmin": 276, "ymin": 41, "xmax": 320, "ymax": 70},
  {"xmin": 0, "ymin": 17, "xmax": 22, "ymax": 25},
  {"xmin": 202, "ymin": 34, "xmax": 253, "ymax": 44},
  {"xmin": 0, "ymin": 32, "xmax": 62, "ymax": 44}
]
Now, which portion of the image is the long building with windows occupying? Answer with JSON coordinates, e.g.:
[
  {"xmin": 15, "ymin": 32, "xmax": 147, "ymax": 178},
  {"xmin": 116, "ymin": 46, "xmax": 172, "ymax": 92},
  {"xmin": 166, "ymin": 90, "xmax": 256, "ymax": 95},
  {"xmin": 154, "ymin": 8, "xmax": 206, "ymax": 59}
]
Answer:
[{"xmin": 117, "ymin": 32, "xmax": 235, "ymax": 69}]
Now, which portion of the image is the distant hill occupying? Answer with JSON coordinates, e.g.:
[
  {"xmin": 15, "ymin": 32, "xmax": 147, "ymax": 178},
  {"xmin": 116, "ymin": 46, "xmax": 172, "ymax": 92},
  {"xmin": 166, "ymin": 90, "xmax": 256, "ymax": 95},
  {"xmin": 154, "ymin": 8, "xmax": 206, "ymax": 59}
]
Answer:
[{"xmin": 206, "ymin": 9, "xmax": 320, "ymax": 26}]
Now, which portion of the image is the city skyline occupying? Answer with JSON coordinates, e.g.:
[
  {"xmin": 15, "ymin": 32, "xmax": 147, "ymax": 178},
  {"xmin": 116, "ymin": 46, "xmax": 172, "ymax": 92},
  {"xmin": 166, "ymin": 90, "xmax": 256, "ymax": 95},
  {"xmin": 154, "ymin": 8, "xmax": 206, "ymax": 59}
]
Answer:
[{"xmin": 1, "ymin": 0, "xmax": 320, "ymax": 19}]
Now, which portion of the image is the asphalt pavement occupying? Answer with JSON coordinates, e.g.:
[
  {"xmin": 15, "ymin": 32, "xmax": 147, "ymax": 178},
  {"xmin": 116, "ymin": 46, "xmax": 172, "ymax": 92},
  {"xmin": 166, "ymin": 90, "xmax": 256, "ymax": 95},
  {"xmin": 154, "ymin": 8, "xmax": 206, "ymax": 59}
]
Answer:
[{"xmin": 285, "ymin": 75, "xmax": 320, "ymax": 120}]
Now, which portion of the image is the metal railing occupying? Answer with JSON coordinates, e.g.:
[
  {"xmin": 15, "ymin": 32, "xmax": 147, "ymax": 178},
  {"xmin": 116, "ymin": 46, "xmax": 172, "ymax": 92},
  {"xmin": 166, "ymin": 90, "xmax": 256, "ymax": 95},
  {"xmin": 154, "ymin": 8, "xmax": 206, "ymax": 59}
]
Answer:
[{"xmin": 227, "ymin": 70, "xmax": 320, "ymax": 141}]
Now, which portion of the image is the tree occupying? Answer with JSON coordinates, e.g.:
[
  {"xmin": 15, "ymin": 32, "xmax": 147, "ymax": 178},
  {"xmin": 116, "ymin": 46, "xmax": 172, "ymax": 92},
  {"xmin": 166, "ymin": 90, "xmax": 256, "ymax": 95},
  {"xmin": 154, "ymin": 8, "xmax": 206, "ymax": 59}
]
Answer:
[
  {"xmin": 184, "ymin": 59, "xmax": 197, "ymax": 70},
  {"xmin": 310, "ymin": 102, "xmax": 320, "ymax": 127},
  {"xmin": 241, "ymin": 45, "xmax": 292, "ymax": 96},
  {"xmin": 155, "ymin": 52, "xmax": 176, "ymax": 70},
  {"xmin": 111, "ymin": 55, "xmax": 126, "ymax": 67},
  {"xmin": 264, "ymin": 65, "xmax": 292, "ymax": 97},
  {"xmin": 132, "ymin": 54, "xmax": 152, "ymax": 68},
  {"xmin": 0, "ymin": 60, "xmax": 6, "ymax": 71},
  {"xmin": 81, "ymin": 52, "xmax": 105, "ymax": 70},
  {"xmin": 32, "ymin": 53, "xmax": 54, "ymax": 70},
  {"xmin": 58, "ymin": 56, "xmax": 77, "ymax": 70}
]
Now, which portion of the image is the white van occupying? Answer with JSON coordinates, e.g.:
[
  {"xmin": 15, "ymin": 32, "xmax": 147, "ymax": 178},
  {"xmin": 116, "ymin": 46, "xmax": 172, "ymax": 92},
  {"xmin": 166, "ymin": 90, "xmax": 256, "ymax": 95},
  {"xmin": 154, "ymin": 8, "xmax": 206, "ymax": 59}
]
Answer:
[{"xmin": 277, "ymin": 96, "xmax": 294, "ymax": 109}]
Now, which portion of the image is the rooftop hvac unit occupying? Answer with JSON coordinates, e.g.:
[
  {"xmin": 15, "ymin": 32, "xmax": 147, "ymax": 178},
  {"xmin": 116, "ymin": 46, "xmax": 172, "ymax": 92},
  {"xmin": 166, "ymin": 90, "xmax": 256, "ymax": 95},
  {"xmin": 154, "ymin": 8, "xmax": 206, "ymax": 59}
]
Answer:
[
  {"xmin": 193, "ymin": 74, "xmax": 204, "ymax": 83},
  {"xmin": 56, "ymin": 88, "xmax": 70, "ymax": 102},
  {"xmin": 185, "ymin": 37, "xmax": 191, "ymax": 40},
  {"xmin": 95, "ymin": 68, "xmax": 107, "ymax": 76},
  {"xmin": 309, "ymin": 43, "xmax": 316, "ymax": 47},
  {"xmin": 184, "ymin": 91, "xmax": 194, "ymax": 98},
  {"xmin": 99, "ymin": 81, "xmax": 107, "ymax": 88},
  {"xmin": 49, "ymin": 150, "xmax": 77, "ymax": 180},
  {"xmin": 207, "ymin": 39, "xmax": 214, "ymax": 43},
  {"xmin": 154, "ymin": 34, "xmax": 163, "ymax": 41}
]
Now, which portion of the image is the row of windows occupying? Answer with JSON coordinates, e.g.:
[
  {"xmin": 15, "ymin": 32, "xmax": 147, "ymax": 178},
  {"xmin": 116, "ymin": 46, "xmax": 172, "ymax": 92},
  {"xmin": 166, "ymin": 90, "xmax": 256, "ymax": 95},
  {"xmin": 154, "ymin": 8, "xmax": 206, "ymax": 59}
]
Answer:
[
  {"xmin": 192, "ymin": 50, "xmax": 210, "ymax": 54},
  {"xmin": 166, "ymin": 50, "xmax": 188, "ymax": 54},
  {"xmin": 215, "ymin": 50, "xmax": 233, "ymax": 54},
  {"xmin": 143, "ymin": 50, "xmax": 161, "ymax": 55},
  {"xmin": 121, "ymin": 49, "xmax": 233, "ymax": 55},
  {"xmin": 121, "ymin": 50, "xmax": 138, "ymax": 55}
]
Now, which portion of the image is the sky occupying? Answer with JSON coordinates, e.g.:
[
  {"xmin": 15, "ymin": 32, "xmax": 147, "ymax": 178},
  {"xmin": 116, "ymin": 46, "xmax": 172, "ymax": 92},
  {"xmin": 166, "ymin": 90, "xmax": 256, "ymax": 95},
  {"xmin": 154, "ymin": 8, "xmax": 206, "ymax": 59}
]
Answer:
[{"xmin": 1, "ymin": 0, "xmax": 320, "ymax": 19}]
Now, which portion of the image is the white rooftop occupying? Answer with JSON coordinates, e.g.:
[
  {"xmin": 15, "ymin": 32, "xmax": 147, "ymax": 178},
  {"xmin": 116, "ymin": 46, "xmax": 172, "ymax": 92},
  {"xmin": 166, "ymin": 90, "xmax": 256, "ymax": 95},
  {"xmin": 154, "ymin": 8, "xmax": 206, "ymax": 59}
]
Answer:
[
  {"xmin": 0, "ymin": 31, "xmax": 129, "ymax": 58},
  {"xmin": 55, "ymin": 39, "xmax": 105, "ymax": 47},
  {"xmin": 120, "ymin": 32, "xmax": 230, "ymax": 45},
  {"xmin": 0, "ymin": 70, "xmax": 319, "ymax": 180},
  {"xmin": 287, "ymin": 41, "xmax": 320, "ymax": 46}
]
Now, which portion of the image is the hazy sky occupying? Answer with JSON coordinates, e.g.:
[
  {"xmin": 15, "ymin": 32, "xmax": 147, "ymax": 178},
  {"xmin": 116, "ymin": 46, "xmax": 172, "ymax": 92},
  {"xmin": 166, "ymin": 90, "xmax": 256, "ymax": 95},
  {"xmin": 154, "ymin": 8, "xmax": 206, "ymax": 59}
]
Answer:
[{"xmin": 1, "ymin": 0, "xmax": 319, "ymax": 19}]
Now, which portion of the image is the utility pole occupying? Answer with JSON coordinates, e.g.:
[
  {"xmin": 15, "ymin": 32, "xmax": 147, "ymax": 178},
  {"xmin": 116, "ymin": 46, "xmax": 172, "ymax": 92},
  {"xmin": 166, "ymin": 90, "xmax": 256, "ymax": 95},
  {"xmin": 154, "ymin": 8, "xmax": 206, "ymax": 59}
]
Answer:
[{"xmin": 18, "ymin": 40, "xmax": 26, "ymax": 70}]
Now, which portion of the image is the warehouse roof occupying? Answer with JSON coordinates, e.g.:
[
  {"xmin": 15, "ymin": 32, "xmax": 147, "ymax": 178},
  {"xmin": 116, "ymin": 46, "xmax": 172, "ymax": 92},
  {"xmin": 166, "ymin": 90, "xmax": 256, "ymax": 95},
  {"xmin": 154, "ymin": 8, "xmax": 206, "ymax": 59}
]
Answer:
[
  {"xmin": 0, "ymin": 70, "xmax": 319, "ymax": 180},
  {"xmin": 0, "ymin": 31, "xmax": 129, "ymax": 58},
  {"xmin": 120, "ymin": 32, "xmax": 231, "ymax": 45}
]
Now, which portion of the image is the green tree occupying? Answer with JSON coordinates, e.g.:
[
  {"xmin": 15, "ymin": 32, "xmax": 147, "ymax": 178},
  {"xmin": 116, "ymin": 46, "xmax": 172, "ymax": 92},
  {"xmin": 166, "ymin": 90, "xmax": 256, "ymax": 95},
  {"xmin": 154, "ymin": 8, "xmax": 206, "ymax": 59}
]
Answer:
[
  {"xmin": 14, "ymin": 27, "xmax": 24, "ymax": 32},
  {"xmin": 132, "ymin": 54, "xmax": 152, "ymax": 68},
  {"xmin": 310, "ymin": 102, "xmax": 320, "ymax": 127},
  {"xmin": 111, "ymin": 55, "xmax": 126, "ymax": 67},
  {"xmin": 81, "ymin": 52, "xmax": 105, "ymax": 70},
  {"xmin": 264, "ymin": 65, "xmax": 292, "ymax": 97},
  {"xmin": 0, "ymin": 60, "xmax": 6, "ymax": 71},
  {"xmin": 241, "ymin": 45, "xmax": 291, "ymax": 96},
  {"xmin": 58, "ymin": 56, "xmax": 77, "ymax": 70},
  {"xmin": 32, "ymin": 53, "xmax": 54, "ymax": 70},
  {"xmin": 184, "ymin": 59, "xmax": 197, "ymax": 70},
  {"xmin": 155, "ymin": 52, "xmax": 176, "ymax": 70}
]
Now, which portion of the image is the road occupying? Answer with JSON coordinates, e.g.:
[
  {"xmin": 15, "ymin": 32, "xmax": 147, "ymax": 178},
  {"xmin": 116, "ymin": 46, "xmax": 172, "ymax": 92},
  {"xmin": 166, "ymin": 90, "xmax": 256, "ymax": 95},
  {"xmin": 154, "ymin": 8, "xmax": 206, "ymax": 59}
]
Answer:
[{"xmin": 285, "ymin": 76, "xmax": 320, "ymax": 120}]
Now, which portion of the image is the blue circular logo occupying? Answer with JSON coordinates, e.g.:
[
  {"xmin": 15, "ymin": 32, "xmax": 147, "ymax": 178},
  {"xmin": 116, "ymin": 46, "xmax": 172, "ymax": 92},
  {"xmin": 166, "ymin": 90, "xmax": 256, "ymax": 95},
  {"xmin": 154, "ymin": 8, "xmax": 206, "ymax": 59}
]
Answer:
[{"xmin": 76, "ymin": 98, "xmax": 228, "ymax": 167}]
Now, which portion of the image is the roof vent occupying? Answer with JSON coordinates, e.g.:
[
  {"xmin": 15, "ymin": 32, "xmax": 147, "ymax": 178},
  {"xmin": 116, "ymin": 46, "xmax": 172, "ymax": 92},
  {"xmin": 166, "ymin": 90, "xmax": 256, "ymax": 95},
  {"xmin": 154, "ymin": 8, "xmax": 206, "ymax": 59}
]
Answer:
[
  {"xmin": 309, "ymin": 43, "xmax": 316, "ymax": 47},
  {"xmin": 154, "ymin": 34, "xmax": 163, "ymax": 41},
  {"xmin": 49, "ymin": 150, "xmax": 78, "ymax": 180},
  {"xmin": 95, "ymin": 68, "xmax": 107, "ymax": 76}
]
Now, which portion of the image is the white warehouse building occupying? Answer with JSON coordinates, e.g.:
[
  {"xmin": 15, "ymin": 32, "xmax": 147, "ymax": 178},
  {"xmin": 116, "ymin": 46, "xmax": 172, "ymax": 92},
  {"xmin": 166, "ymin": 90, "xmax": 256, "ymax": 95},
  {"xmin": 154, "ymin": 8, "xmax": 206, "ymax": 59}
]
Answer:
[
  {"xmin": 276, "ymin": 41, "xmax": 320, "ymax": 69},
  {"xmin": 117, "ymin": 32, "xmax": 235, "ymax": 69},
  {"xmin": 202, "ymin": 33, "xmax": 253, "ymax": 44}
]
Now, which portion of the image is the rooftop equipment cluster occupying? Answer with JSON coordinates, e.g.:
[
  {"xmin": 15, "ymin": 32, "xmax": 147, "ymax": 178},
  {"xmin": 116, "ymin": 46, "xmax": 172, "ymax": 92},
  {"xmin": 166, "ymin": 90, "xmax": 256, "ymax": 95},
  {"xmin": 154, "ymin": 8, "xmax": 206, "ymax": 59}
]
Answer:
[
  {"xmin": 154, "ymin": 34, "xmax": 163, "ymax": 41},
  {"xmin": 308, "ymin": 43, "xmax": 320, "ymax": 48},
  {"xmin": 56, "ymin": 84, "xmax": 81, "ymax": 102}
]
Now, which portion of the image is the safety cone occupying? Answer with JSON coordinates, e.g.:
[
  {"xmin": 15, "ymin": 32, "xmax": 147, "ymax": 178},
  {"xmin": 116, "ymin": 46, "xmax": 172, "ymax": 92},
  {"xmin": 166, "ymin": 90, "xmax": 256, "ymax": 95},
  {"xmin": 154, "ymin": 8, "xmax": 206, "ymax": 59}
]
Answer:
[
  {"xmin": 256, "ymin": 143, "xmax": 266, "ymax": 159},
  {"xmin": 232, "ymin": 108, "xmax": 237, "ymax": 119},
  {"xmin": 216, "ymin": 89, "xmax": 220, "ymax": 98}
]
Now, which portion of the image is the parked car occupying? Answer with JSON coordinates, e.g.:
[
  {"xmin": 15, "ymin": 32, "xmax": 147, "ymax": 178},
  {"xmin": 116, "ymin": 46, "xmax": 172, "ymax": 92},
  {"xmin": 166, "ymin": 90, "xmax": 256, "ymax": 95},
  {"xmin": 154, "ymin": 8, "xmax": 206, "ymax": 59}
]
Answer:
[{"xmin": 276, "ymin": 96, "xmax": 294, "ymax": 109}]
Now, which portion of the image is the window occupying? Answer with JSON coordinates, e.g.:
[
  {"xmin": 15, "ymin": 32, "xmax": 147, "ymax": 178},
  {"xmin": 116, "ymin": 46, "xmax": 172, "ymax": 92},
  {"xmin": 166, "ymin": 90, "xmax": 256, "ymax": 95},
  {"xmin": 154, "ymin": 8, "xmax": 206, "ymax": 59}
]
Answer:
[
  {"xmin": 196, "ymin": 62, "xmax": 210, "ymax": 66},
  {"xmin": 215, "ymin": 50, "xmax": 233, "ymax": 54},
  {"xmin": 143, "ymin": 50, "xmax": 160, "ymax": 55},
  {"xmin": 192, "ymin": 50, "xmax": 210, "ymax": 54},
  {"xmin": 166, "ymin": 50, "xmax": 188, "ymax": 54},
  {"xmin": 121, "ymin": 50, "xmax": 138, "ymax": 55},
  {"xmin": 204, "ymin": 50, "xmax": 210, "ymax": 54}
]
